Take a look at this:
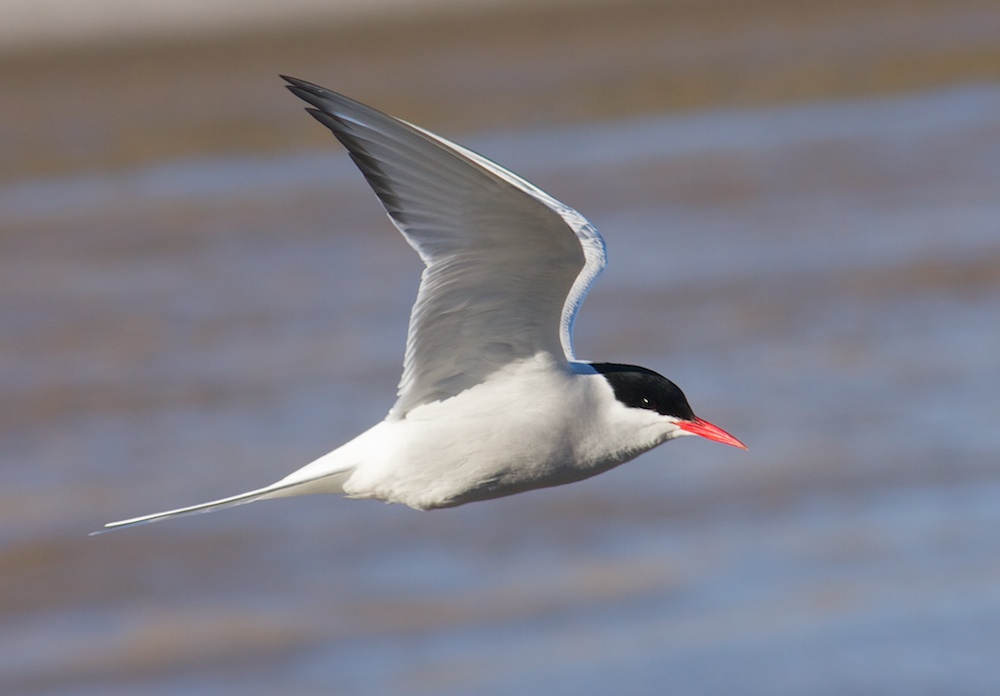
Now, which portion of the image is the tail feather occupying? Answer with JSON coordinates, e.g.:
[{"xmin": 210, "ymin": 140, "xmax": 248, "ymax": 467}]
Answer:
[
  {"xmin": 92, "ymin": 469, "xmax": 352, "ymax": 535},
  {"xmin": 92, "ymin": 485, "xmax": 278, "ymax": 535}
]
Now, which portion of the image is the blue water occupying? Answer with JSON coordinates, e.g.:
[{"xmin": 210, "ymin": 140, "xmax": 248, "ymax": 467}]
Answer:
[{"xmin": 3, "ymin": 83, "xmax": 1000, "ymax": 695}]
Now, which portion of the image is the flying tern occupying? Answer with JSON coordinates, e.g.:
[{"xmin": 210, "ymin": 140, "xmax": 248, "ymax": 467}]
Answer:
[{"xmin": 98, "ymin": 76, "xmax": 745, "ymax": 533}]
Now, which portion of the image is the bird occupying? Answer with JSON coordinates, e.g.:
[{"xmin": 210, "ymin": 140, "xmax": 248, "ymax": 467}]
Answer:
[{"xmin": 97, "ymin": 76, "xmax": 745, "ymax": 533}]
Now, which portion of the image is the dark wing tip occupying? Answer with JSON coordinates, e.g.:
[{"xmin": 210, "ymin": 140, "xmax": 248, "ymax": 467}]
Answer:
[
  {"xmin": 280, "ymin": 74, "xmax": 317, "ymax": 94},
  {"xmin": 282, "ymin": 76, "xmax": 330, "ymax": 111},
  {"xmin": 304, "ymin": 107, "xmax": 339, "ymax": 129},
  {"xmin": 281, "ymin": 76, "xmax": 354, "ymax": 139},
  {"xmin": 281, "ymin": 75, "xmax": 375, "ymax": 118}
]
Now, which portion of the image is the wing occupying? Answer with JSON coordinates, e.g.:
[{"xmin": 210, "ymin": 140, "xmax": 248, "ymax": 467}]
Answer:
[{"xmin": 283, "ymin": 77, "xmax": 607, "ymax": 416}]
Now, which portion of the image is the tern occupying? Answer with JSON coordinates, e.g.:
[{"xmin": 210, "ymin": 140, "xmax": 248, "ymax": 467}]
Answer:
[{"xmin": 98, "ymin": 76, "xmax": 745, "ymax": 533}]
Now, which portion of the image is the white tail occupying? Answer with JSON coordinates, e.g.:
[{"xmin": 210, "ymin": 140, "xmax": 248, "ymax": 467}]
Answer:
[{"xmin": 92, "ymin": 469, "xmax": 353, "ymax": 534}]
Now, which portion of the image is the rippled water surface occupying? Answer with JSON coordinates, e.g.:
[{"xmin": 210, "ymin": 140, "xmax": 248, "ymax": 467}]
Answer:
[{"xmin": 4, "ymin": 79, "xmax": 1000, "ymax": 694}]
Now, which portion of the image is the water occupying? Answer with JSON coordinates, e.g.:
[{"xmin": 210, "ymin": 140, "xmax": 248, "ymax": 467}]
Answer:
[{"xmin": 3, "ymin": 83, "xmax": 1000, "ymax": 694}]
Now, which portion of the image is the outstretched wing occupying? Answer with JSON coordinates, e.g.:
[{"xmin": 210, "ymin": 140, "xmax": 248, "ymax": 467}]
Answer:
[{"xmin": 284, "ymin": 77, "xmax": 606, "ymax": 416}]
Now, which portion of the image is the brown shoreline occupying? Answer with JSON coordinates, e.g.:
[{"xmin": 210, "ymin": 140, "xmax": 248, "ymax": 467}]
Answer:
[{"xmin": 3, "ymin": 0, "xmax": 1000, "ymax": 181}]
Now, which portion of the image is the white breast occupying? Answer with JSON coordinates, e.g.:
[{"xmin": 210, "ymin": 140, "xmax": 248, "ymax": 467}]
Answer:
[{"xmin": 339, "ymin": 353, "xmax": 646, "ymax": 509}]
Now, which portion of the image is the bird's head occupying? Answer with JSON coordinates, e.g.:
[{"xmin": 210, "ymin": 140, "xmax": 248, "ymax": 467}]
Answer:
[{"xmin": 589, "ymin": 363, "xmax": 747, "ymax": 450}]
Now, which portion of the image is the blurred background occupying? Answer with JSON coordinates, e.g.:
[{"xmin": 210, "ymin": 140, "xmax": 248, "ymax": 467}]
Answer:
[{"xmin": 3, "ymin": 1, "xmax": 1000, "ymax": 694}]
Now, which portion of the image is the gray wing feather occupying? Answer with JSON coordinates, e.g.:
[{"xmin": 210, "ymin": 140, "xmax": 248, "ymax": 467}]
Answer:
[{"xmin": 283, "ymin": 77, "xmax": 606, "ymax": 416}]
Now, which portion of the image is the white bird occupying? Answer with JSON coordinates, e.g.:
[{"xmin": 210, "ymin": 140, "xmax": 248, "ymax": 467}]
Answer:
[{"xmin": 98, "ymin": 76, "xmax": 745, "ymax": 533}]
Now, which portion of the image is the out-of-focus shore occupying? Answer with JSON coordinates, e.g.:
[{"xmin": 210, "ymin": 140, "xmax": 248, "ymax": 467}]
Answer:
[{"xmin": 3, "ymin": 0, "xmax": 1000, "ymax": 181}]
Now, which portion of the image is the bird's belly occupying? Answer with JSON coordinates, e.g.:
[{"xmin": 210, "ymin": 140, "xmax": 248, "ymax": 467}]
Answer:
[
  {"xmin": 342, "ymin": 418, "xmax": 585, "ymax": 509},
  {"xmin": 342, "ymin": 407, "xmax": 622, "ymax": 509},
  {"xmin": 341, "ymin": 356, "xmax": 632, "ymax": 509}
]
